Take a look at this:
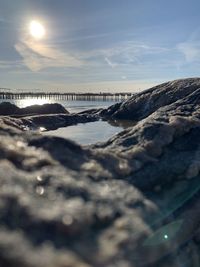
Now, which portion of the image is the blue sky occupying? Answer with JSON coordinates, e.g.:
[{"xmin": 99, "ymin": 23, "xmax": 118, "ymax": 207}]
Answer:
[{"xmin": 0, "ymin": 0, "xmax": 200, "ymax": 92}]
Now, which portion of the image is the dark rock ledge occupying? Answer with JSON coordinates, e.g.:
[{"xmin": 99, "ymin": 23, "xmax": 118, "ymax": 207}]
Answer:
[
  {"xmin": 1, "ymin": 78, "xmax": 200, "ymax": 266},
  {"xmin": 0, "ymin": 102, "xmax": 102, "ymax": 130},
  {"xmin": 0, "ymin": 102, "xmax": 69, "ymax": 116}
]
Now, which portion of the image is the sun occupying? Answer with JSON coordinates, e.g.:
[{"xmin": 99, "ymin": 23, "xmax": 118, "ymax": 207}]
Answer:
[{"xmin": 29, "ymin": 20, "xmax": 45, "ymax": 39}]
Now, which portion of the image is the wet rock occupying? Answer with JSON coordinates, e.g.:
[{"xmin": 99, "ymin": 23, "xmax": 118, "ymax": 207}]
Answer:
[
  {"xmin": 0, "ymin": 78, "xmax": 200, "ymax": 266},
  {"xmin": 22, "ymin": 113, "xmax": 99, "ymax": 131}
]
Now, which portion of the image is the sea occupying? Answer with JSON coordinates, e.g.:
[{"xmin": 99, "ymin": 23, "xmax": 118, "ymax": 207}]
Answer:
[{"xmin": 1, "ymin": 98, "xmax": 126, "ymax": 145}]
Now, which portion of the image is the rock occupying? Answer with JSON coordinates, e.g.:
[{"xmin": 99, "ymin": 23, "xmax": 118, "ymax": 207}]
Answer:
[
  {"xmin": 1, "ymin": 78, "xmax": 200, "ymax": 266},
  {"xmin": 0, "ymin": 102, "xmax": 69, "ymax": 116},
  {"xmin": 20, "ymin": 103, "xmax": 69, "ymax": 115},
  {"xmin": 0, "ymin": 103, "xmax": 101, "ymax": 131},
  {"xmin": 22, "ymin": 113, "xmax": 99, "ymax": 131},
  {"xmin": 101, "ymin": 78, "xmax": 200, "ymax": 120},
  {"xmin": 0, "ymin": 102, "xmax": 20, "ymax": 115}
]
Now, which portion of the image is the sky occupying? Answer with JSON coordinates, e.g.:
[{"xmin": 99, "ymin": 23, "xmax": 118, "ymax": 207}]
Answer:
[{"xmin": 0, "ymin": 0, "xmax": 200, "ymax": 92}]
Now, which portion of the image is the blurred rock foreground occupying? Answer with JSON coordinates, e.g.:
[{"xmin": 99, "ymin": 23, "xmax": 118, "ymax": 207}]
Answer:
[{"xmin": 1, "ymin": 78, "xmax": 200, "ymax": 266}]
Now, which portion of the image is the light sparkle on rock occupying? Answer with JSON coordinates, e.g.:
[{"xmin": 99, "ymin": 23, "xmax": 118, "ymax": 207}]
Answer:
[
  {"xmin": 39, "ymin": 127, "xmax": 46, "ymax": 132},
  {"xmin": 36, "ymin": 186, "xmax": 45, "ymax": 195},
  {"xmin": 36, "ymin": 176, "xmax": 43, "ymax": 182}
]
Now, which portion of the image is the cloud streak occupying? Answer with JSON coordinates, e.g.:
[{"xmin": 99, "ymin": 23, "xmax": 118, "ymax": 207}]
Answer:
[
  {"xmin": 13, "ymin": 38, "xmax": 171, "ymax": 75},
  {"xmin": 104, "ymin": 57, "xmax": 117, "ymax": 68},
  {"xmin": 176, "ymin": 30, "xmax": 200, "ymax": 64},
  {"xmin": 15, "ymin": 38, "xmax": 83, "ymax": 72},
  {"xmin": 82, "ymin": 41, "xmax": 170, "ymax": 69},
  {"xmin": 177, "ymin": 41, "xmax": 200, "ymax": 63}
]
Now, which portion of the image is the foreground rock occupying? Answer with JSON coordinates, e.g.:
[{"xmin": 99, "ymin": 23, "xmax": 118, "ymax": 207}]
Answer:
[{"xmin": 1, "ymin": 78, "xmax": 200, "ymax": 266}]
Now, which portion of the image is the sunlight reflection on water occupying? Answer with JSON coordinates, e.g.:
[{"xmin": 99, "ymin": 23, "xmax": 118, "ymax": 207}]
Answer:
[{"xmin": 10, "ymin": 98, "xmax": 53, "ymax": 108}]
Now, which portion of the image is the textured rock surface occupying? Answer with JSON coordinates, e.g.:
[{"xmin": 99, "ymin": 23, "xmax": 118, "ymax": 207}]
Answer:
[
  {"xmin": 101, "ymin": 78, "xmax": 200, "ymax": 121},
  {"xmin": 1, "ymin": 78, "xmax": 200, "ymax": 266}
]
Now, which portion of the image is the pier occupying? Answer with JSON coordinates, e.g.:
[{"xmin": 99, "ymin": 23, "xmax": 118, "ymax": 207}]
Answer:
[{"xmin": 0, "ymin": 91, "xmax": 133, "ymax": 102}]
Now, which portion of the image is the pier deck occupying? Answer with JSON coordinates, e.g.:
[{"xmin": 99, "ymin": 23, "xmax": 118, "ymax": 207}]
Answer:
[{"xmin": 0, "ymin": 92, "xmax": 133, "ymax": 101}]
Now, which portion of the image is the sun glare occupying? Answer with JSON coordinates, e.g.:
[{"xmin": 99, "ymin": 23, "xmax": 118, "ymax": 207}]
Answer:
[
  {"xmin": 29, "ymin": 20, "xmax": 45, "ymax": 39},
  {"xmin": 17, "ymin": 98, "xmax": 52, "ymax": 108}
]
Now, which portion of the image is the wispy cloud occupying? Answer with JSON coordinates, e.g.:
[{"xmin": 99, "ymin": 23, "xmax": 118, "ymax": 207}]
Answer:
[
  {"xmin": 104, "ymin": 57, "xmax": 117, "ymax": 68},
  {"xmin": 10, "ymin": 36, "xmax": 177, "ymax": 89},
  {"xmin": 177, "ymin": 41, "xmax": 200, "ymax": 63},
  {"xmin": 81, "ymin": 41, "xmax": 170, "ymax": 69},
  {"xmin": 15, "ymin": 38, "xmax": 83, "ymax": 72},
  {"xmin": 176, "ymin": 29, "xmax": 200, "ymax": 64}
]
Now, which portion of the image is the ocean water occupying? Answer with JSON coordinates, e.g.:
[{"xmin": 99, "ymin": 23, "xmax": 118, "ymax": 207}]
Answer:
[
  {"xmin": 0, "ymin": 98, "xmax": 116, "ymax": 113},
  {"xmin": 1, "ymin": 98, "xmax": 125, "ymax": 145}
]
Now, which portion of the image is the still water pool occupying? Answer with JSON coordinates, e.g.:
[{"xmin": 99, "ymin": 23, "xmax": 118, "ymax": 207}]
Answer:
[
  {"xmin": 1, "ymin": 98, "xmax": 126, "ymax": 145},
  {"xmin": 42, "ymin": 120, "xmax": 123, "ymax": 145}
]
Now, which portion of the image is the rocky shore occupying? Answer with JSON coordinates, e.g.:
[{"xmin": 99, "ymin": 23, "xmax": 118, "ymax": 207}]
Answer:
[{"xmin": 1, "ymin": 78, "xmax": 200, "ymax": 267}]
